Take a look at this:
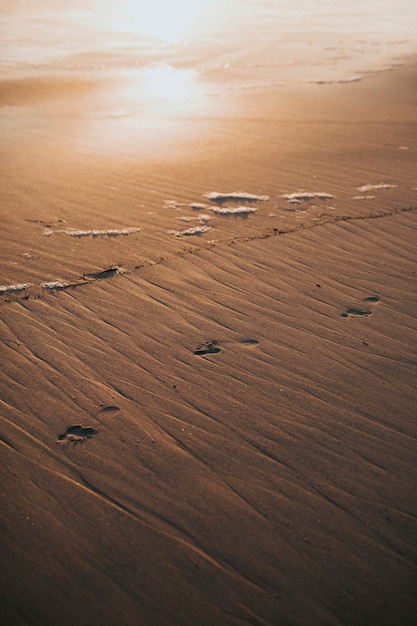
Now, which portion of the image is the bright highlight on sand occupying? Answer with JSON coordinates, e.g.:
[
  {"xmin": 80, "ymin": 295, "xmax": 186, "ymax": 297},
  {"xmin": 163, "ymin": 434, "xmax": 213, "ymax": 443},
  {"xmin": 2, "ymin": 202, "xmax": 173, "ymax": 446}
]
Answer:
[{"xmin": 142, "ymin": 65, "xmax": 199, "ymax": 106}]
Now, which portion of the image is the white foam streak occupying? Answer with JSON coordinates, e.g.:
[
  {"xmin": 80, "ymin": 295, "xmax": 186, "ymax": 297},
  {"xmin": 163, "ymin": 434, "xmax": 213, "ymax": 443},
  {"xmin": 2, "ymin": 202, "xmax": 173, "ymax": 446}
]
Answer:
[
  {"xmin": 205, "ymin": 192, "xmax": 270, "ymax": 202},
  {"xmin": 41, "ymin": 281, "xmax": 70, "ymax": 290},
  {"xmin": 197, "ymin": 214, "xmax": 211, "ymax": 223},
  {"xmin": 169, "ymin": 225, "xmax": 211, "ymax": 237},
  {"xmin": 43, "ymin": 228, "xmax": 140, "ymax": 237},
  {"xmin": 357, "ymin": 184, "xmax": 398, "ymax": 192},
  {"xmin": 164, "ymin": 200, "xmax": 185, "ymax": 209},
  {"xmin": 178, "ymin": 214, "xmax": 211, "ymax": 224},
  {"xmin": 211, "ymin": 206, "xmax": 257, "ymax": 215},
  {"xmin": 281, "ymin": 192, "xmax": 334, "ymax": 202},
  {"xmin": 0, "ymin": 283, "xmax": 32, "ymax": 293}
]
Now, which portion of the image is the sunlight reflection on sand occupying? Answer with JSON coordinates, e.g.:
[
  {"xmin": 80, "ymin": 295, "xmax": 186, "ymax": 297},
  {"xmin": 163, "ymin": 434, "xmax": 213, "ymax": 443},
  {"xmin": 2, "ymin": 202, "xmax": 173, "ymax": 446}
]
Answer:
[
  {"xmin": 138, "ymin": 65, "xmax": 202, "ymax": 111},
  {"xmin": 77, "ymin": 65, "xmax": 225, "ymax": 155}
]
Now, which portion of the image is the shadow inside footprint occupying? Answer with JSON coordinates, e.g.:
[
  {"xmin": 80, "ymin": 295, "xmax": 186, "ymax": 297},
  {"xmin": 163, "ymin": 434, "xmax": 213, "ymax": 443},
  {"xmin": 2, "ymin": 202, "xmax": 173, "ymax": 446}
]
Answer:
[
  {"xmin": 341, "ymin": 308, "xmax": 372, "ymax": 318},
  {"xmin": 364, "ymin": 296, "xmax": 380, "ymax": 303},
  {"xmin": 84, "ymin": 267, "xmax": 123, "ymax": 280},
  {"xmin": 194, "ymin": 340, "xmax": 221, "ymax": 355},
  {"xmin": 98, "ymin": 405, "xmax": 120, "ymax": 415},
  {"xmin": 240, "ymin": 339, "xmax": 260, "ymax": 347},
  {"xmin": 57, "ymin": 425, "xmax": 98, "ymax": 446}
]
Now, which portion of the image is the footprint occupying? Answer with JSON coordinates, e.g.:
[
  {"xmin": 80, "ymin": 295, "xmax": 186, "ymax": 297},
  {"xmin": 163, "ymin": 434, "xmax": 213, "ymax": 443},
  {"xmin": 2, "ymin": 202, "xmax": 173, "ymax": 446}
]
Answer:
[
  {"xmin": 194, "ymin": 340, "xmax": 221, "ymax": 356},
  {"xmin": 193, "ymin": 338, "xmax": 259, "ymax": 355},
  {"xmin": 98, "ymin": 405, "xmax": 120, "ymax": 415},
  {"xmin": 341, "ymin": 308, "xmax": 372, "ymax": 318},
  {"xmin": 341, "ymin": 296, "xmax": 380, "ymax": 318},
  {"xmin": 83, "ymin": 266, "xmax": 124, "ymax": 280},
  {"xmin": 240, "ymin": 338, "xmax": 260, "ymax": 347},
  {"xmin": 57, "ymin": 425, "xmax": 98, "ymax": 446}
]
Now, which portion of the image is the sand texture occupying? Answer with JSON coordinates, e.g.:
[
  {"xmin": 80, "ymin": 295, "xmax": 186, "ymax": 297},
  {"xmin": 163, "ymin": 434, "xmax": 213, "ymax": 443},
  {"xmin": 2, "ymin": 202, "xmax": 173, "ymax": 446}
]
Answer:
[{"xmin": 1, "ymin": 57, "xmax": 417, "ymax": 625}]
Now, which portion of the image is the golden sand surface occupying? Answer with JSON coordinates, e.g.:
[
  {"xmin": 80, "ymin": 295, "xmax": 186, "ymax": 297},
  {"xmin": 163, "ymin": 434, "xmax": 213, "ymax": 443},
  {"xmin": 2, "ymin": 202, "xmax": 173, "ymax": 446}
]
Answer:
[{"xmin": 1, "ymin": 57, "xmax": 416, "ymax": 625}]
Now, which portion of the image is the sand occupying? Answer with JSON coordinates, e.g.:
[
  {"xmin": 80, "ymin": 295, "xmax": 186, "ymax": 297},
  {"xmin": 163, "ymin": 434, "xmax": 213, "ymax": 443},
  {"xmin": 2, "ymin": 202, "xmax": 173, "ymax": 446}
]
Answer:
[{"xmin": 1, "ymin": 54, "xmax": 417, "ymax": 625}]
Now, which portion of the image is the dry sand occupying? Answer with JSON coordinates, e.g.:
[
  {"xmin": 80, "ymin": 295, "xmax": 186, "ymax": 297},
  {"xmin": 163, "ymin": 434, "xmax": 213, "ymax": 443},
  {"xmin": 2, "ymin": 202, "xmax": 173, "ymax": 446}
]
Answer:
[{"xmin": 1, "ymin": 58, "xmax": 417, "ymax": 625}]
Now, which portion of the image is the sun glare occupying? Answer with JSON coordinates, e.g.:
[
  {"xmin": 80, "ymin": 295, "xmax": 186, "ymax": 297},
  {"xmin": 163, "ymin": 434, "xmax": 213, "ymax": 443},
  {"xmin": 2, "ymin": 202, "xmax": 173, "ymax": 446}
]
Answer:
[
  {"xmin": 143, "ymin": 65, "xmax": 198, "ymax": 105},
  {"xmin": 81, "ymin": 63, "xmax": 208, "ymax": 154},
  {"xmin": 102, "ymin": 0, "xmax": 220, "ymax": 44}
]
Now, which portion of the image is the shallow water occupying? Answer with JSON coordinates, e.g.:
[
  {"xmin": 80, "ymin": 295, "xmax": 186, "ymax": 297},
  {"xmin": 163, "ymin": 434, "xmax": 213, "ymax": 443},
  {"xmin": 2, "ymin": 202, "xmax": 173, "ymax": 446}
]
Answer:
[
  {"xmin": 1, "ymin": 1, "xmax": 416, "ymax": 158},
  {"xmin": 2, "ymin": 1, "xmax": 416, "ymax": 82}
]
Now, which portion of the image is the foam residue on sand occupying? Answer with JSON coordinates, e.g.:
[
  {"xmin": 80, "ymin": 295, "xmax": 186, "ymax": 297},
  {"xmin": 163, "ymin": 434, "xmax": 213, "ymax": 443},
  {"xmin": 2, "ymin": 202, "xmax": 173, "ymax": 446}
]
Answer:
[
  {"xmin": 281, "ymin": 192, "xmax": 334, "ymax": 203},
  {"xmin": 357, "ymin": 183, "xmax": 398, "ymax": 192},
  {"xmin": 168, "ymin": 225, "xmax": 212, "ymax": 237},
  {"xmin": 205, "ymin": 192, "xmax": 270, "ymax": 202},
  {"xmin": 211, "ymin": 206, "xmax": 258, "ymax": 215},
  {"xmin": 41, "ymin": 281, "xmax": 71, "ymax": 290},
  {"xmin": 43, "ymin": 227, "xmax": 140, "ymax": 237},
  {"xmin": 0, "ymin": 283, "xmax": 32, "ymax": 293},
  {"xmin": 164, "ymin": 200, "xmax": 187, "ymax": 209},
  {"xmin": 177, "ymin": 214, "xmax": 211, "ymax": 223},
  {"xmin": 166, "ymin": 192, "xmax": 266, "ymax": 226}
]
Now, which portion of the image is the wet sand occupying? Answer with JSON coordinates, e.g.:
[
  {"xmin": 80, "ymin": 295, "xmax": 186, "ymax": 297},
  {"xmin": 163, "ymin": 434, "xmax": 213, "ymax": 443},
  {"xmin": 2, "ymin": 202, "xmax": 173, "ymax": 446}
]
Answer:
[{"xmin": 1, "ymin": 59, "xmax": 417, "ymax": 625}]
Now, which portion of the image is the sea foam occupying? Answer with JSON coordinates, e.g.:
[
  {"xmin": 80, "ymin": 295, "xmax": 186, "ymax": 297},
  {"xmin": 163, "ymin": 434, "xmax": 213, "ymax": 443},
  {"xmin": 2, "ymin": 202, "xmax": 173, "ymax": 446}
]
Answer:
[
  {"xmin": 281, "ymin": 192, "xmax": 334, "ymax": 202},
  {"xmin": 178, "ymin": 214, "xmax": 211, "ymax": 224},
  {"xmin": 169, "ymin": 225, "xmax": 212, "ymax": 237},
  {"xmin": 164, "ymin": 200, "xmax": 187, "ymax": 209},
  {"xmin": 211, "ymin": 206, "xmax": 257, "ymax": 215},
  {"xmin": 205, "ymin": 192, "xmax": 270, "ymax": 202},
  {"xmin": 41, "ymin": 281, "xmax": 70, "ymax": 290},
  {"xmin": 44, "ymin": 227, "xmax": 140, "ymax": 237},
  {"xmin": 0, "ymin": 283, "xmax": 32, "ymax": 293},
  {"xmin": 357, "ymin": 184, "xmax": 398, "ymax": 192}
]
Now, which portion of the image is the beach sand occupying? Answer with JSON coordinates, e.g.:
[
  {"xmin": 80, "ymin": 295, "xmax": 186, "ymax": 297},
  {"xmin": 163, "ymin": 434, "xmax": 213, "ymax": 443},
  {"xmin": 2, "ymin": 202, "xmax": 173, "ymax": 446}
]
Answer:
[{"xmin": 1, "ymin": 57, "xmax": 417, "ymax": 625}]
